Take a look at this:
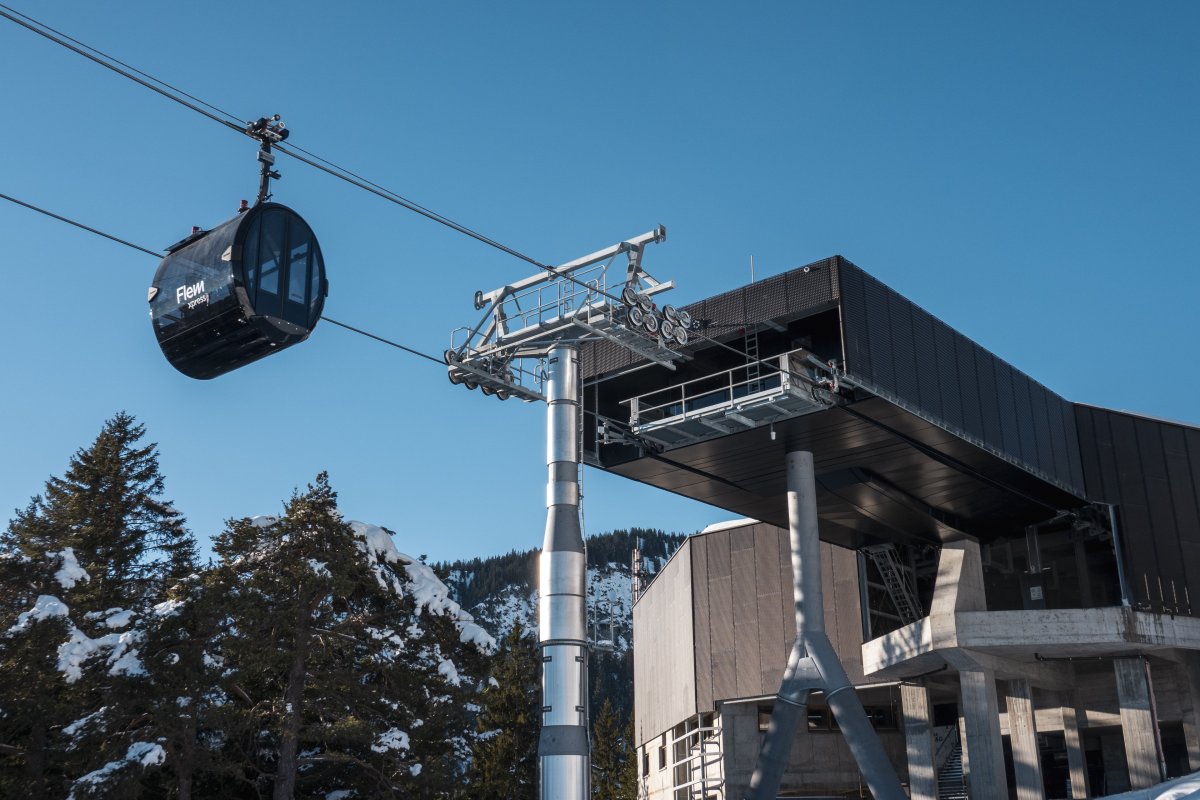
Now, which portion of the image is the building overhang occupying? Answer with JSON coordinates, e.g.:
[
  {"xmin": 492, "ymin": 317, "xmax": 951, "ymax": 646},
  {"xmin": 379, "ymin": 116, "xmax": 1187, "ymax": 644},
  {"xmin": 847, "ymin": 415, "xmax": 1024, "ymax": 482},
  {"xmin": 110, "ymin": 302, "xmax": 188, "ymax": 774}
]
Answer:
[{"xmin": 861, "ymin": 607, "xmax": 1200, "ymax": 684}]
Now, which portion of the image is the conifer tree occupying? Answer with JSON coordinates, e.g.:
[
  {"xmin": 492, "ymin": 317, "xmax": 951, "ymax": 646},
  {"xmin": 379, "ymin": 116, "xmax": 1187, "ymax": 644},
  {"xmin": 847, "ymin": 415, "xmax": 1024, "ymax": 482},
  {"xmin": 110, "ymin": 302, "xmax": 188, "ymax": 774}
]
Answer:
[
  {"xmin": 0, "ymin": 413, "xmax": 198, "ymax": 798},
  {"xmin": 467, "ymin": 621, "xmax": 540, "ymax": 799},
  {"xmin": 210, "ymin": 473, "xmax": 490, "ymax": 799},
  {"xmin": 591, "ymin": 698, "xmax": 637, "ymax": 800}
]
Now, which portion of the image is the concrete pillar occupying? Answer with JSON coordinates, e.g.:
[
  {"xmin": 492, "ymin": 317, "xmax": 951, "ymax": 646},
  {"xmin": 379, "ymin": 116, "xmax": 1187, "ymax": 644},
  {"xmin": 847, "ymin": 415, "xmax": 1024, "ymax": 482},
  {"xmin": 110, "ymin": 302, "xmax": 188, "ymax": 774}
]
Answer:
[
  {"xmin": 901, "ymin": 683, "xmax": 939, "ymax": 800},
  {"xmin": 1006, "ymin": 679, "xmax": 1044, "ymax": 800},
  {"xmin": 931, "ymin": 538, "xmax": 987, "ymax": 616},
  {"xmin": 1178, "ymin": 652, "xmax": 1200, "ymax": 772},
  {"xmin": 1060, "ymin": 691, "xmax": 1090, "ymax": 800},
  {"xmin": 959, "ymin": 668, "xmax": 1009, "ymax": 800},
  {"xmin": 1114, "ymin": 656, "xmax": 1165, "ymax": 789}
]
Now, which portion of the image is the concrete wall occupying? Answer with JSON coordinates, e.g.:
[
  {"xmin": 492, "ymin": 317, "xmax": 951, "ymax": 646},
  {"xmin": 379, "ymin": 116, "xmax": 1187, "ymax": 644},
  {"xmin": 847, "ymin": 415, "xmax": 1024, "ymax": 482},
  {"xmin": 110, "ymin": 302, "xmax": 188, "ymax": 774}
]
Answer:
[{"xmin": 720, "ymin": 699, "xmax": 908, "ymax": 799}]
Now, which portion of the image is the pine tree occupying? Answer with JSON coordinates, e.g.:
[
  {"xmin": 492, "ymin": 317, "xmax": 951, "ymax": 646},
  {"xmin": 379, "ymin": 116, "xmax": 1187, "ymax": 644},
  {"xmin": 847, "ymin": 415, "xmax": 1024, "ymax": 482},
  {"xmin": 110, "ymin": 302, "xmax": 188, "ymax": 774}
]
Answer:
[
  {"xmin": 210, "ymin": 473, "xmax": 491, "ymax": 799},
  {"xmin": 466, "ymin": 621, "xmax": 540, "ymax": 799},
  {"xmin": 0, "ymin": 413, "xmax": 198, "ymax": 799},
  {"xmin": 591, "ymin": 698, "xmax": 637, "ymax": 800}
]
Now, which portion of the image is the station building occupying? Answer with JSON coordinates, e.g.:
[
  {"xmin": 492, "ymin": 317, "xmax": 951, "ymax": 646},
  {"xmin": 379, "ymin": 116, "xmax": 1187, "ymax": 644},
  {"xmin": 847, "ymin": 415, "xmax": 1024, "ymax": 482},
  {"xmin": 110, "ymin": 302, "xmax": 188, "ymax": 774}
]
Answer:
[{"xmin": 579, "ymin": 257, "xmax": 1200, "ymax": 799}]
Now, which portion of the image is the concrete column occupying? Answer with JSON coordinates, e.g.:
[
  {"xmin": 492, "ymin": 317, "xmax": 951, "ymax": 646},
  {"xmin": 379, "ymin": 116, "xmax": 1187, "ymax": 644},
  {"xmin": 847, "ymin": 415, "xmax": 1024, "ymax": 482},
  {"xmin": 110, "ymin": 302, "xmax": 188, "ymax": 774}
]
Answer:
[
  {"xmin": 1180, "ymin": 652, "xmax": 1200, "ymax": 772},
  {"xmin": 1114, "ymin": 656, "xmax": 1164, "ymax": 789},
  {"xmin": 1060, "ymin": 691, "xmax": 1090, "ymax": 800},
  {"xmin": 931, "ymin": 538, "xmax": 987, "ymax": 616},
  {"xmin": 959, "ymin": 668, "xmax": 1009, "ymax": 800},
  {"xmin": 1006, "ymin": 679, "xmax": 1044, "ymax": 800},
  {"xmin": 901, "ymin": 683, "xmax": 939, "ymax": 800}
]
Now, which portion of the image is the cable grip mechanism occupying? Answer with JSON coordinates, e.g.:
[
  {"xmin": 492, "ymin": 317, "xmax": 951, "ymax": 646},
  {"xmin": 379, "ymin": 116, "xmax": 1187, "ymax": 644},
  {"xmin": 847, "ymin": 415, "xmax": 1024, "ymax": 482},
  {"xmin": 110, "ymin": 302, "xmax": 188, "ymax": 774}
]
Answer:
[{"xmin": 246, "ymin": 114, "xmax": 289, "ymax": 206}]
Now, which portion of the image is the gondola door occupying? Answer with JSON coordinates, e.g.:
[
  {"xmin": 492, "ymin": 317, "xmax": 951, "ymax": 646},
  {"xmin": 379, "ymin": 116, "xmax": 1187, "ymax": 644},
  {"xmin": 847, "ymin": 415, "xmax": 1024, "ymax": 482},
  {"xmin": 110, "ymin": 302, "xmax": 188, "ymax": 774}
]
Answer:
[{"xmin": 281, "ymin": 214, "xmax": 313, "ymax": 329}]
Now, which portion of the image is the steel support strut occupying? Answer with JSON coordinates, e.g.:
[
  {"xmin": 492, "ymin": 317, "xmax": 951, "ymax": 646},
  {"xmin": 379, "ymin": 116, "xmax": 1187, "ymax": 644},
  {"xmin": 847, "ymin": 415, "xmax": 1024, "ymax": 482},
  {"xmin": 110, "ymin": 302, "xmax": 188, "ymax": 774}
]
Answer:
[
  {"xmin": 747, "ymin": 451, "xmax": 906, "ymax": 800},
  {"xmin": 538, "ymin": 344, "xmax": 589, "ymax": 800}
]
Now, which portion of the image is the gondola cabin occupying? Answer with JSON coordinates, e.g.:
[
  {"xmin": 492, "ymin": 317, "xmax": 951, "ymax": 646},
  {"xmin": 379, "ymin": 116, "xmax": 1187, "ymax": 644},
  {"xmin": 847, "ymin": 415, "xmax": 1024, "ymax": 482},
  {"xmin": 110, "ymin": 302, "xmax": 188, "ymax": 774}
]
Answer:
[{"xmin": 149, "ymin": 203, "xmax": 327, "ymax": 379}]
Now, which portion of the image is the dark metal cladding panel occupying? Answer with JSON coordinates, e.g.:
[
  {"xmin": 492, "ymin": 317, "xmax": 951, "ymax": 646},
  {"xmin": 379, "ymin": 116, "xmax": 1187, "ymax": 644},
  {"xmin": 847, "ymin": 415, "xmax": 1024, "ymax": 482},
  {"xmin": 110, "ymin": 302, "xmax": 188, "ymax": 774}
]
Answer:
[
  {"xmin": 1041, "ymin": 391, "xmax": 1070, "ymax": 484},
  {"xmin": 1074, "ymin": 406, "xmax": 1104, "ymax": 498},
  {"xmin": 788, "ymin": 257, "xmax": 838, "ymax": 311},
  {"xmin": 994, "ymin": 361, "xmax": 1023, "ymax": 459},
  {"xmin": 954, "ymin": 334, "xmax": 985, "ymax": 441},
  {"xmin": 690, "ymin": 537, "xmax": 714, "ymax": 712},
  {"xmin": 929, "ymin": 317, "xmax": 959, "ymax": 427},
  {"xmin": 862, "ymin": 273, "xmax": 896, "ymax": 390},
  {"xmin": 974, "ymin": 343, "xmax": 1004, "ymax": 451},
  {"xmin": 836, "ymin": 259, "xmax": 872, "ymax": 380},
  {"xmin": 1064, "ymin": 400, "xmax": 1087, "ymax": 490},
  {"xmin": 888, "ymin": 294, "xmax": 922, "ymax": 408},
  {"xmin": 746, "ymin": 273, "xmax": 790, "ymax": 323},
  {"xmin": 1014, "ymin": 372, "xmax": 1040, "ymax": 471},
  {"xmin": 912, "ymin": 307, "xmax": 942, "ymax": 421},
  {"xmin": 1108, "ymin": 413, "xmax": 1158, "ymax": 609},
  {"xmin": 1134, "ymin": 418, "xmax": 1189, "ymax": 613},
  {"xmin": 1180, "ymin": 428, "xmax": 1200, "ymax": 546}
]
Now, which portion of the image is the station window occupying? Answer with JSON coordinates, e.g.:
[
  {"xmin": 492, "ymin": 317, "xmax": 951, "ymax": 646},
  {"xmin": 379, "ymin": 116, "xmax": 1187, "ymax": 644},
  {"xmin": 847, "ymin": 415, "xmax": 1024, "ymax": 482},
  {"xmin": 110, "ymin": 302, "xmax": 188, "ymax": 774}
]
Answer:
[
  {"xmin": 641, "ymin": 747, "xmax": 649, "ymax": 776},
  {"xmin": 758, "ymin": 705, "xmax": 772, "ymax": 732}
]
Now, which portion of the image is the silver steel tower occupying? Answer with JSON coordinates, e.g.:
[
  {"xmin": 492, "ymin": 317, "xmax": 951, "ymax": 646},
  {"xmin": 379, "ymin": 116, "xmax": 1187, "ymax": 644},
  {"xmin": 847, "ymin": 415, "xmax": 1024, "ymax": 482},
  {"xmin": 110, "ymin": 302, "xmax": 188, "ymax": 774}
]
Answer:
[
  {"xmin": 446, "ymin": 226, "xmax": 679, "ymax": 800},
  {"xmin": 539, "ymin": 343, "xmax": 589, "ymax": 797}
]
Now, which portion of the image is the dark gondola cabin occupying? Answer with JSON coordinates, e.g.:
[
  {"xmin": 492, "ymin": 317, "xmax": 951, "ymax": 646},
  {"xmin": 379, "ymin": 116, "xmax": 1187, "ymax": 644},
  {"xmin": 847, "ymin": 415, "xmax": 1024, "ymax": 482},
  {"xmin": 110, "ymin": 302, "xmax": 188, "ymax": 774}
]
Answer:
[{"xmin": 149, "ymin": 203, "xmax": 327, "ymax": 379}]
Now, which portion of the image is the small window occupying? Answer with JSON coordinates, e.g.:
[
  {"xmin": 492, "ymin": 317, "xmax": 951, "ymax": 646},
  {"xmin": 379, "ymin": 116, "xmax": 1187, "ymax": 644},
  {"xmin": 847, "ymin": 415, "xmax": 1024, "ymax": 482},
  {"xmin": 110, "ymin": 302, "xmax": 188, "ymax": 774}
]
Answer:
[
  {"xmin": 287, "ymin": 241, "xmax": 309, "ymax": 303},
  {"xmin": 241, "ymin": 218, "xmax": 260, "ymax": 303},
  {"xmin": 758, "ymin": 705, "xmax": 773, "ymax": 732},
  {"xmin": 658, "ymin": 743, "xmax": 666, "ymax": 771},
  {"xmin": 866, "ymin": 705, "xmax": 897, "ymax": 730},
  {"xmin": 641, "ymin": 748, "xmax": 649, "ymax": 776}
]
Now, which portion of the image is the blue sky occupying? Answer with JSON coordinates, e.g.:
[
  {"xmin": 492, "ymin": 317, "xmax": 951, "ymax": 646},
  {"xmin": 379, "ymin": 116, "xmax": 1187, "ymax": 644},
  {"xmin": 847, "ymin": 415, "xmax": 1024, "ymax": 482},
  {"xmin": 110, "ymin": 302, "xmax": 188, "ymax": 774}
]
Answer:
[{"xmin": 1, "ymin": 2, "xmax": 1197, "ymax": 563}]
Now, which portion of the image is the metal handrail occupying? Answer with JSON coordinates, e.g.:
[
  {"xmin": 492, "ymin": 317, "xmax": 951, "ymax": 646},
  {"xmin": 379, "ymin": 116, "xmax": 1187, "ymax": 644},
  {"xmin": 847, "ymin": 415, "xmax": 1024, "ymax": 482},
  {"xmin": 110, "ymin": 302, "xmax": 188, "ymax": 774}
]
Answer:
[{"xmin": 623, "ymin": 352, "xmax": 793, "ymax": 426}]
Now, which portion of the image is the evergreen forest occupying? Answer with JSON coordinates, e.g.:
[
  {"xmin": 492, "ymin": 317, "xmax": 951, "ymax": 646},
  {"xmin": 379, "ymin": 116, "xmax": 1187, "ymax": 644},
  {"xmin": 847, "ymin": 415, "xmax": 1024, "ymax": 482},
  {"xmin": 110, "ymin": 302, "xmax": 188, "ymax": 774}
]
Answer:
[{"xmin": 0, "ymin": 413, "xmax": 664, "ymax": 799}]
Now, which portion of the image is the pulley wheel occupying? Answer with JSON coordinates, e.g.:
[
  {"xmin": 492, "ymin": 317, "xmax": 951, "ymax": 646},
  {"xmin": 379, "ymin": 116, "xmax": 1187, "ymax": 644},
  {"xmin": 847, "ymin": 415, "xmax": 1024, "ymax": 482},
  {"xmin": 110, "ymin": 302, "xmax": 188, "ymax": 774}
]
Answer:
[
  {"xmin": 676, "ymin": 310, "xmax": 692, "ymax": 328},
  {"xmin": 622, "ymin": 285, "xmax": 640, "ymax": 307},
  {"xmin": 481, "ymin": 385, "xmax": 496, "ymax": 396},
  {"xmin": 662, "ymin": 305, "xmax": 679, "ymax": 323},
  {"xmin": 660, "ymin": 319, "xmax": 677, "ymax": 340},
  {"xmin": 673, "ymin": 327, "xmax": 689, "ymax": 347},
  {"xmin": 637, "ymin": 293, "xmax": 654, "ymax": 312},
  {"xmin": 627, "ymin": 306, "xmax": 645, "ymax": 328},
  {"xmin": 642, "ymin": 313, "xmax": 659, "ymax": 334}
]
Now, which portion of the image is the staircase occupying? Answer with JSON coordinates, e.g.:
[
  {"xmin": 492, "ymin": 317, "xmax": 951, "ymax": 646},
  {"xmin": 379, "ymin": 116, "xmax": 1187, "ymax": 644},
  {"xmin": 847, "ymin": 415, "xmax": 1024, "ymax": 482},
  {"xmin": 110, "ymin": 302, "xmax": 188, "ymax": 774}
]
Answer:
[
  {"xmin": 862, "ymin": 544, "xmax": 923, "ymax": 625},
  {"xmin": 937, "ymin": 743, "xmax": 967, "ymax": 800}
]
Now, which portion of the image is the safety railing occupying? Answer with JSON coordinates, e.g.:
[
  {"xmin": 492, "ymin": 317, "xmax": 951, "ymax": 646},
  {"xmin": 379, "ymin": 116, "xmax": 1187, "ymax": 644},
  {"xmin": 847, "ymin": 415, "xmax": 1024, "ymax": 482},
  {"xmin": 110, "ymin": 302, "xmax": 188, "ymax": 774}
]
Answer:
[{"xmin": 623, "ymin": 353, "xmax": 794, "ymax": 427}]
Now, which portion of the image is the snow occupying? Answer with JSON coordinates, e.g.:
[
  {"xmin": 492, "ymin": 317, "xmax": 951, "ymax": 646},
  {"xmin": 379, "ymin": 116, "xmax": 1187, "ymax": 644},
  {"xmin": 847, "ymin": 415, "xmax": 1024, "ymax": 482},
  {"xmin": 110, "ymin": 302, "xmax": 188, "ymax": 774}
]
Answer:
[
  {"xmin": 700, "ymin": 517, "xmax": 759, "ymax": 535},
  {"xmin": 53, "ymin": 547, "xmax": 90, "ymax": 589},
  {"xmin": 9, "ymin": 594, "xmax": 69, "ymax": 632},
  {"xmin": 68, "ymin": 741, "xmax": 165, "ymax": 799},
  {"xmin": 370, "ymin": 727, "xmax": 410, "ymax": 754},
  {"xmin": 1101, "ymin": 772, "xmax": 1200, "ymax": 799},
  {"xmin": 249, "ymin": 515, "xmax": 278, "ymax": 528},
  {"xmin": 325, "ymin": 792, "xmax": 356, "ymax": 800},
  {"xmin": 307, "ymin": 558, "xmax": 330, "ymax": 577},
  {"xmin": 57, "ymin": 627, "xmax": 145, "ymax": 683},
  {"xmin": 349, "ymin": 520, "xmax": 497, "ymax": 654},
  {"xmin": 152, "ymin": 598, "xmax": 184, "ymax": 617},
  {"xmin": 101, "ymin": 609, "xmax": 135, "ymax": 629},
  {"xmin": 410, "ymin": 763, "xmax": 423, "ymax": 776},
  {"xmin": 63, "ymin": 707, "xmax": 106, "ymax": 738},
  {"xmin": 437, "ymin": 658, "xmax": 461, "ymax": 686}
]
